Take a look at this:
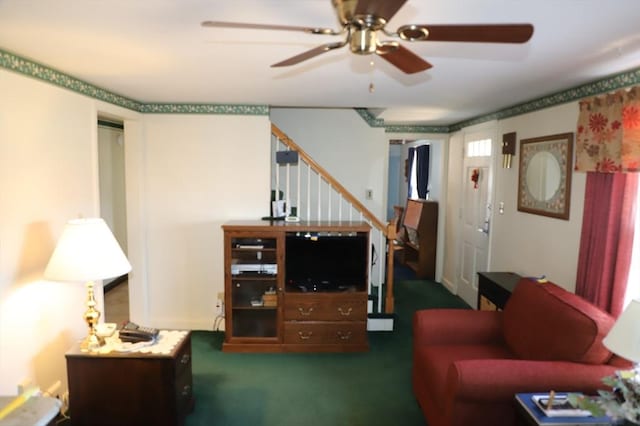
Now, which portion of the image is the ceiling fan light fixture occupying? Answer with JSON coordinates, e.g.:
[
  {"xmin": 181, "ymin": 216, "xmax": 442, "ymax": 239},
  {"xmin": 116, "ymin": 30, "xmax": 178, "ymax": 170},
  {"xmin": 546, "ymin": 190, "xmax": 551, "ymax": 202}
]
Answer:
[
  {"xmin": 398, "ymin": 25, "xmax": 429, "ymax": 41},
  {"xmin": 350, "ymin": 28, "xmax": 377, "ymax": 55}
]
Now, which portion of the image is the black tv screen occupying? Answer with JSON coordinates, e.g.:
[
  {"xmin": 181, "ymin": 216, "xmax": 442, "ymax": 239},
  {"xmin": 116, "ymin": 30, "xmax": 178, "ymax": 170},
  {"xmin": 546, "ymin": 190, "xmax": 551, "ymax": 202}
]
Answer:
[{"xmin": 285, "ymin": 233, "xmax": 368, "ymax": 292}]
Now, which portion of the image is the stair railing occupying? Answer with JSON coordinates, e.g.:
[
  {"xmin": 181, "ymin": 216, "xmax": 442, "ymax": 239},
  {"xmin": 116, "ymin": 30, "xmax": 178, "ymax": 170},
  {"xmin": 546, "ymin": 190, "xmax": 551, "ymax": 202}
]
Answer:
[{"xmin": 271, "ymin": 124, "xmax": 394, "ymax": 314}]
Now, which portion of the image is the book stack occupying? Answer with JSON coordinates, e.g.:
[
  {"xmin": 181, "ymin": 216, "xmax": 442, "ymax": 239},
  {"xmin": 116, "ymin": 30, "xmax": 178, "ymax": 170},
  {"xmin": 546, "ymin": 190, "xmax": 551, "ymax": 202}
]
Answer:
[{"xmin": 515, "ymin": 392, "xmax": 612, "ymax": 426}]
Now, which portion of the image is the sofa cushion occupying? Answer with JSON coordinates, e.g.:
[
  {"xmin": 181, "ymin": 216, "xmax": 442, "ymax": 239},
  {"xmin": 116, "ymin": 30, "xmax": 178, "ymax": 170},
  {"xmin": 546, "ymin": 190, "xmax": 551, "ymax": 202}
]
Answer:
[{"xmin": 503, "ymin": 279, "xmax": 613, "ymax": 364}]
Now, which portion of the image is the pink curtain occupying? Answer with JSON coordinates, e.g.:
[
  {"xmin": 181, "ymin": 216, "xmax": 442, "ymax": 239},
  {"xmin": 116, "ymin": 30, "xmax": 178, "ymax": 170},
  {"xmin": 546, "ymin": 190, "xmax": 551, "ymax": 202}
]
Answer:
[{"xmin": 575, "ymin": 172, "xmax": 638, "ymax": 316}]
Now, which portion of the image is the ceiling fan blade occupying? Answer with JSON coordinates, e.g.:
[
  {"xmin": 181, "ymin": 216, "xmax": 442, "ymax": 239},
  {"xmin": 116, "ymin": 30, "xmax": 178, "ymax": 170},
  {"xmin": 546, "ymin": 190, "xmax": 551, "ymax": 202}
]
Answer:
[
  {"xmin": 376, "ymin": 44, "xmax": 432, "ymax": 74},
  {"xmin": 403, "ymin": 24, "xmax": 534, "ymax": 43},
  {"xmin": 201, "ymin": 21, "xmax": 340, "ymax": 35},
  {"xmin": 271, "ymin": 42, "xmax": 345, "ymax": 67},
  {"xmin": 354, "ymin": 0, "xmax": 407, "ymax": 22}
]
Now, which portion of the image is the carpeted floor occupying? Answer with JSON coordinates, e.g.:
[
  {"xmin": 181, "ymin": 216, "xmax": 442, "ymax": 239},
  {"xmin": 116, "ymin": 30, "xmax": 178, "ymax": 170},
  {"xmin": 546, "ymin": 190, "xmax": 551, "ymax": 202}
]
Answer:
[{"xmin": 185, "ymin": 274, "xmax": 469, "ymax": 426}]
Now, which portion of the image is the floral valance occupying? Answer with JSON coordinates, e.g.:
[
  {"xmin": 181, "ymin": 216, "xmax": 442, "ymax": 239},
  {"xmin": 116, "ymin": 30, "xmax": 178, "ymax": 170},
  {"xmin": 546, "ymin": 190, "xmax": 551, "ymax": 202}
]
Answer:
[{"xmin": 576, "ymin": 86, "xmax": 640, "ymax": 172}]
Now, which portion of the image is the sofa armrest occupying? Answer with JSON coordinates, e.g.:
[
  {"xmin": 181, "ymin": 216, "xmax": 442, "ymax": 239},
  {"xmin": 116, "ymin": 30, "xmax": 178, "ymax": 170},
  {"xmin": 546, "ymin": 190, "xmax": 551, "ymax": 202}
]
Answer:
[
  {"xmin": 413, "ymin": 309, "xmax": 503, "ymax": 346},
  {"xmin": 447, "ymin": 358, "xmax": 619, "ymax": 402}
]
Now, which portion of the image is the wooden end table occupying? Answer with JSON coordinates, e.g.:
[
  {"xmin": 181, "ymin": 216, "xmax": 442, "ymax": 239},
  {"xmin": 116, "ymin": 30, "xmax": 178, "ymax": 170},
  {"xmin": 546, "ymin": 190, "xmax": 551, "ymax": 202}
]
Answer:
[{"xmin": 65, "ymin": 331, "xmax": 193, "ymax": 426}]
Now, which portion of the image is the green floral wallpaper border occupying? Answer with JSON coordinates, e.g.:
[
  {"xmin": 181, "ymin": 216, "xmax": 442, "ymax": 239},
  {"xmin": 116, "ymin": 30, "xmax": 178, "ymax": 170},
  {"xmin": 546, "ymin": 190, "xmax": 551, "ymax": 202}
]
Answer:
[
  {"xmin": 139, "ymin": 103, "xmax": 268, "ymax": 115},
  {"xmin": 0, "ymin": 49, "xmax": 143, "ymax": 111},
  {"xmin": 0, "ymin": 49, "xmax": 268, "ymax": 116},
  {"xmin": 449, "ymin": 67, "xmax": 640, "ymax": 132},
  {"xmin": 1, "ymin": 48, "xmax": 638, "ymax": 132}
]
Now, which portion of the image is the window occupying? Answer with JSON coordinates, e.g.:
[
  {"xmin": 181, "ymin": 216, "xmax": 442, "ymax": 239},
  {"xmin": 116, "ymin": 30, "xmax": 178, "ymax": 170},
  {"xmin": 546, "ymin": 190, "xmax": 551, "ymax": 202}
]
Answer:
[
  {"xmin": 408, "ymin": 144, "xmax": 430, "ymax": 199},
  {"xmin": 466, "ymin": 138, "xmax": 492, "ymax": 158},
  {"xmin": 624, "ymin": 183, "xmax": 640, "ymax": 307}
]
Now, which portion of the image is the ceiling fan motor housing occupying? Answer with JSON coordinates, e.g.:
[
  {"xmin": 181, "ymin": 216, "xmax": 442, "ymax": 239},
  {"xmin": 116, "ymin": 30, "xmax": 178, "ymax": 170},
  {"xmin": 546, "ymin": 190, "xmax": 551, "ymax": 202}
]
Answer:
[{"xmin": 350, "ymin": 28, "xmax": 377, "ymax": 54}]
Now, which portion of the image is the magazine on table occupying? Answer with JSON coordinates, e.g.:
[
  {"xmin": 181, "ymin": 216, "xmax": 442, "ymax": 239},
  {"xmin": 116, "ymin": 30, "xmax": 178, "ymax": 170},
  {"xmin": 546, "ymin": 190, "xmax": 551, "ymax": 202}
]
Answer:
[{"xmin": 532, "ymin": 393, "xmax": 592, "ymax": 417}]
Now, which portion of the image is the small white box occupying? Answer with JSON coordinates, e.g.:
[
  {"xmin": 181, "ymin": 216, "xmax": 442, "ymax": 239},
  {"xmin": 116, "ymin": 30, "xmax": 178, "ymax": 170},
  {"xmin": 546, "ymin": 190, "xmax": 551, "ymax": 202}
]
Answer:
[{"xmin": 367, "ymin": 317, "xmax": 394, "ymax": 331}]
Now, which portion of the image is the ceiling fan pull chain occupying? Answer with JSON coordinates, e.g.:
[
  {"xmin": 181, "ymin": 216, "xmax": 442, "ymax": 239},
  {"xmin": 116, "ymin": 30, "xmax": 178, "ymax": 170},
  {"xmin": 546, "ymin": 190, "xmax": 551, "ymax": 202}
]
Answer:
[{"xmin": 369, "ymin": 58, "xmax": 376, "ymax": 94}]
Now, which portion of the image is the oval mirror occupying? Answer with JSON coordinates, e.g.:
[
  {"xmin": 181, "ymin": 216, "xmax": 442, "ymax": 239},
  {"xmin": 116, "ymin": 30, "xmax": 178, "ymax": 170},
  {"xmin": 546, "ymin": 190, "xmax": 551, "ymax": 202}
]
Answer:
[{"xmin": 525, "ymin": 151, "xmax": 561, "ymax": 201}]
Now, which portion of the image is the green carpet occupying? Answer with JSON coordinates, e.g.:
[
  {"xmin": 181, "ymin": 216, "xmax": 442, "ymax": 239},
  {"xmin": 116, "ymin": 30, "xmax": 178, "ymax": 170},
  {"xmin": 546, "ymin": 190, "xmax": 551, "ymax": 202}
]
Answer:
[{"xmin": 186, "ymin": 278, "xmax": 469, "ymax": 426}]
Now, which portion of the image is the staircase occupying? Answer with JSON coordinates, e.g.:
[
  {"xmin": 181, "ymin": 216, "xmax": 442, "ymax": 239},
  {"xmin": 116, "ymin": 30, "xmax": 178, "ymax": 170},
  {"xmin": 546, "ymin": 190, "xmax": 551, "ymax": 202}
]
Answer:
[{"xmin": 271, "ymin": 124, "xmax": 395, "ymax": 329}]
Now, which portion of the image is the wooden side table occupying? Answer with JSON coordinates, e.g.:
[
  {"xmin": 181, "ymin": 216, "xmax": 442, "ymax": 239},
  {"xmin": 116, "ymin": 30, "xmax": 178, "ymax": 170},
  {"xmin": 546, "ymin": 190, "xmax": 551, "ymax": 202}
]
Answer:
[
  {"xmin": 477, "ymin": 272, "xmax": 522, "ymax": 311},
  {"xmin": 65, "ymin": 331, "xmax": 193, "ymax": 426}
]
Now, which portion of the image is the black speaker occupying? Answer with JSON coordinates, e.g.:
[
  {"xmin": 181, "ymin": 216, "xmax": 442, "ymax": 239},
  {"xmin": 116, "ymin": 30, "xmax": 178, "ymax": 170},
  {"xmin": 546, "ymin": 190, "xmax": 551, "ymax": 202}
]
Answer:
[{"xmin": 276, "ymin": 150, "xmax": 298, "ymax": 164}]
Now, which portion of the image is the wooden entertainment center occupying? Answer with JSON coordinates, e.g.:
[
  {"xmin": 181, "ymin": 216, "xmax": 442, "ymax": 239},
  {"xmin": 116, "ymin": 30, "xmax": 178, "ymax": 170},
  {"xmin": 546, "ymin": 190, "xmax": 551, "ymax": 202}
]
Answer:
[{"xmin": 222, "ymin": 220, "xmax": 370, "ymax": 353}]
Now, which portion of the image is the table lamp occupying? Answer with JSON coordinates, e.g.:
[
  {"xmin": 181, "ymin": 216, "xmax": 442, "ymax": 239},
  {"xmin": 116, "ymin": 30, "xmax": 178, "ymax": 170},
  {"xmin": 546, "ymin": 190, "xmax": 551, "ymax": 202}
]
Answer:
[
  {"xmin": 44, "ymin": 218, "xmax": 131, "ymax": 352},
  {"xmin": 603, "ymin": 299, "xmax": 640, "ymax": 363}
]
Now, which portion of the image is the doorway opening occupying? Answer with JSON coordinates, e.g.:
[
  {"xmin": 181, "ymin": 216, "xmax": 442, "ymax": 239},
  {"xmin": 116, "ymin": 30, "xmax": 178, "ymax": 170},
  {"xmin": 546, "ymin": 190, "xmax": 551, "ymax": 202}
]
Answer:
[{"xmin": 98, "ymin": 118, "xmax": 129, "ymax": 325}]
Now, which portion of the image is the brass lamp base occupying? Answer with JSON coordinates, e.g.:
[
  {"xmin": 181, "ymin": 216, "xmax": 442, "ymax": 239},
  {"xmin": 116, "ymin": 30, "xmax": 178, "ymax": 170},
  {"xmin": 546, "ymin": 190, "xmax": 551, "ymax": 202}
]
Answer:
[
  {"xmin": 80, "ymin": 333, "xmax": 105, "ymax": 352},
  {"xmin": 81, "ymin": 280, "xmax": 104, "ymax": 353}
]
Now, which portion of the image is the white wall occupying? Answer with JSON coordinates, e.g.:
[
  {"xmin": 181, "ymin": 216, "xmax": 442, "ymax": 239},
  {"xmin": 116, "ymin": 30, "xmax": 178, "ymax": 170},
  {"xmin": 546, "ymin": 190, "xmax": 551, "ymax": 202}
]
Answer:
[
  {"xmin": 442, "ymin": 102, "xmax": 585, "ymax": 295},
  {"xmin": 0, "ymin": 69, "xmax": 107, "ymax": 394},
  {"xmin": 490, "ymin": 102, "xmax": 584, "ymax": 290},
  {"xmin": 132, "ymin": 114, "xmax": 270, "ymax": 329}
]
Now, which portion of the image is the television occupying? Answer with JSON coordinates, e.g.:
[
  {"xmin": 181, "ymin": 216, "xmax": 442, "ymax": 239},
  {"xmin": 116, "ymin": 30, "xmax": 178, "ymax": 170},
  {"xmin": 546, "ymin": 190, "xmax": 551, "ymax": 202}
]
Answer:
[{"xmin": 285, "ymin": 232, "xmax": 368, "ymax": 292}]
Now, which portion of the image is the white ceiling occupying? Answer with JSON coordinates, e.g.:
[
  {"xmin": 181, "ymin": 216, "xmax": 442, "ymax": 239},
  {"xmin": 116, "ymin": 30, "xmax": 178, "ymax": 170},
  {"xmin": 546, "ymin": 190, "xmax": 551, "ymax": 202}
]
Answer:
[{"xmin": 1, "ymin": 0, "xmax": 639, "ymax": 126}]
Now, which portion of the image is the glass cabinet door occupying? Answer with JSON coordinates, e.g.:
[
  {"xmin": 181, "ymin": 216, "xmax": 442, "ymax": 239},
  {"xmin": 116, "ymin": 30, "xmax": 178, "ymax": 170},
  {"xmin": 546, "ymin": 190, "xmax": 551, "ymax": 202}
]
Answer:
[{"xmin": 229, "ymin": 237, "xmax": 278, "ymax": 338}]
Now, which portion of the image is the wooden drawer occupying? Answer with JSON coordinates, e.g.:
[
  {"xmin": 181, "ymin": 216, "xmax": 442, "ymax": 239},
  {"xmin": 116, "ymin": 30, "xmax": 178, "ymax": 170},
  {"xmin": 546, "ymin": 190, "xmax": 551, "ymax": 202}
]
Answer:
[
  {"xmin": 284, "ymin": 293, "xmax": 367, "ymax": 321},
  {"xmin": 284, "ymin": 322, "xmax": 367, "ymax": 345},
  {"xmin": 479, "ymin": 295, "xmax": 498, "ymax": 311}
]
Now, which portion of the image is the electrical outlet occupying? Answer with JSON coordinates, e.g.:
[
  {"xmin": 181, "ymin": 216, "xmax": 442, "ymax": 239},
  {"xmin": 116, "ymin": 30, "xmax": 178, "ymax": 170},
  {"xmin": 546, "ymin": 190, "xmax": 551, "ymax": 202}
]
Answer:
[
  {"xmin": 216, "ymin": 292, "xmax": 225, "ymax": 316},
  {"xmin": 17, "ymin": 378, "xmax": 33, "ymax": 395}
]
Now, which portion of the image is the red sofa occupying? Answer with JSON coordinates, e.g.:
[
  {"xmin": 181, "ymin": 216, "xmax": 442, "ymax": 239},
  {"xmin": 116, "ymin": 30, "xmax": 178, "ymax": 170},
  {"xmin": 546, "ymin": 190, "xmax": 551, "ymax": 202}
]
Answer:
[{"xmin": 412, "ymin": 278, "xmax": 630, "ymax": 426}]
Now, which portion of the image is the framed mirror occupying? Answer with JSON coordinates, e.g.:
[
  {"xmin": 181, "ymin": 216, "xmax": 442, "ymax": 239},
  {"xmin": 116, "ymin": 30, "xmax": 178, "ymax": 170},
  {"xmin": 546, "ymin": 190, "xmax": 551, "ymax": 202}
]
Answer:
[{"xmin": 517, "ymin": 132, "xmax": 573, "ymax": 220}]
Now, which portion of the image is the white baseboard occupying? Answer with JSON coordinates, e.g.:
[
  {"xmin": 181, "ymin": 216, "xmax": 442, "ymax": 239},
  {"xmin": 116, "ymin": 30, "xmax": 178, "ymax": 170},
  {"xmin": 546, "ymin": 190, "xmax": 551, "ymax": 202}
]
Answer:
[{"xmin": 441, "ymin": 276, "xmax": 457, "ymax": 294}]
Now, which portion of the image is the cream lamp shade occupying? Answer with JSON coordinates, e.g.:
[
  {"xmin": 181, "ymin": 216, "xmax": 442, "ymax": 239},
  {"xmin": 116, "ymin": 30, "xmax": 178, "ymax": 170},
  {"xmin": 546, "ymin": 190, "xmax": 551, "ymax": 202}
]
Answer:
[
  {"xmin": 603, "ymin": 299, "xmax": 640, "ymax": 363},
  {"xmin": 44, "ymin": 218, "xmax": 131, "ymax": 282},
  {"xmin": 45, "ymin": 217, "xmax": 131, "ymax": 352}
]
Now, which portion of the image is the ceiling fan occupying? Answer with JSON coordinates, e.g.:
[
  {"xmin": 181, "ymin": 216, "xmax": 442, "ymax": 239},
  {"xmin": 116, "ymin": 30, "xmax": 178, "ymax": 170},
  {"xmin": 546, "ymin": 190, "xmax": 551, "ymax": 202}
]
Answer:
[{"xmin": 201, "ymin": 0, "xmax": 534, "ymax": 74}]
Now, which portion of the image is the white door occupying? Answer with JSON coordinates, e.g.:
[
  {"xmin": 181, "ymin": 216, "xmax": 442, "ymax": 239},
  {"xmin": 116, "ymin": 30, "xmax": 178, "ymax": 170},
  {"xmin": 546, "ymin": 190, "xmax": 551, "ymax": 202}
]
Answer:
[{"xmin": 457, "ymin": 138, "xmax": 492, "ymax": 308}]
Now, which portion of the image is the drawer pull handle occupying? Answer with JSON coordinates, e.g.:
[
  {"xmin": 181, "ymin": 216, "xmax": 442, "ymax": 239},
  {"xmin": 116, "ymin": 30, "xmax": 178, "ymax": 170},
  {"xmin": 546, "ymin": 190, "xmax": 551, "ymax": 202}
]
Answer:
[
  {"xmin": 181, "ymin": 354, "xmax": 191, "ymax": 364},
  {"xmin": 181, "ymin": 385, "xmax": 191, "ymax": 397},
  {"xmin": 337, "ymin": 331, "xmax": 352, "ymax": 340},
  {"xmin": 338, "ymin": 307, "xmax": 353, "ymax": 316},
  {"xmin": 297, "ymin": 331, "xmax": 313, "ymax": 340},
  {"xmin": 298, "ymin": 307, "xmax": 314, "ymax": 316}
]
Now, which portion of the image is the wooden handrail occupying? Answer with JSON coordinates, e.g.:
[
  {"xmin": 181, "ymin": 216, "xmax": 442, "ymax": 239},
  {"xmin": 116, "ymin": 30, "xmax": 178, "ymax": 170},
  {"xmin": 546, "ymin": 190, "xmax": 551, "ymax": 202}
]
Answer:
[{"xmin": 271, "ymin": 124, "xmax": 387, "ymax": 234}]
